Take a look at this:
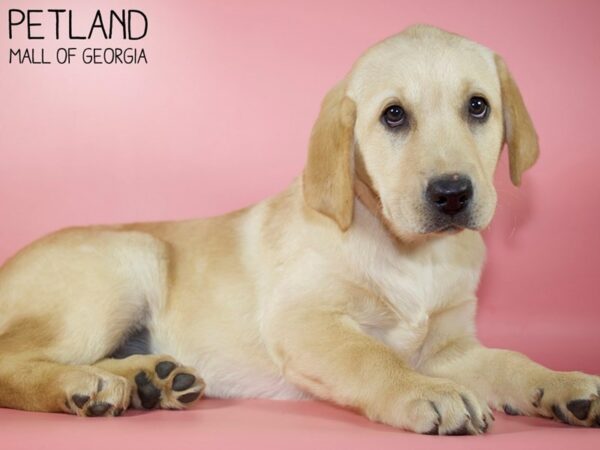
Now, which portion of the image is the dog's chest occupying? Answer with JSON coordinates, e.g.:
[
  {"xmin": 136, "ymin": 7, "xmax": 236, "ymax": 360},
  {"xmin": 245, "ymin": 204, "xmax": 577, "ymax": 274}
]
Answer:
[
  {"xmin": 375, "ymin": 259, "xmax": 475, "ymax": 356},
  {"xmin": 346, "ymin": 225, "xmax": 484, "ymax": 363}
]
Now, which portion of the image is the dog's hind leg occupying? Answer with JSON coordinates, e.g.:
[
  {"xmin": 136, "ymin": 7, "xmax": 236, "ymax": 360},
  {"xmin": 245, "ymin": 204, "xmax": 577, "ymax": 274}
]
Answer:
[
  {"xmin": 0, "ymin": 315, "xmax": 133, "ymax": 415},
  {"xmin": 0, "ymin": 352, "xmax": 131, "ymax": 416},
  {"xmin": 0, "ymin": 228, "xmax": 173, "ymax": 416}
]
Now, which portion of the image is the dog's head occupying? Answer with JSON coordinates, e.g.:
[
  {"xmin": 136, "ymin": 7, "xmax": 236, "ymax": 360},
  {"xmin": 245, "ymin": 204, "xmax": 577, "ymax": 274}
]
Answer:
[{"xmin": 303, "ymin": 25, "xmax": 538, "ymax": 240}]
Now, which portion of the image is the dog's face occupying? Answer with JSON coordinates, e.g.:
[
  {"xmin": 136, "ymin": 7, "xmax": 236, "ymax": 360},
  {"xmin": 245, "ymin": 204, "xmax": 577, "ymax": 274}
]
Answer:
[
  {"xmin": 304, "ymin": 25, "xmax": 539, "ymax": 240},
  {"xmin": 349, "ymin": 28, "xmax": 506, "ymax": 237}
]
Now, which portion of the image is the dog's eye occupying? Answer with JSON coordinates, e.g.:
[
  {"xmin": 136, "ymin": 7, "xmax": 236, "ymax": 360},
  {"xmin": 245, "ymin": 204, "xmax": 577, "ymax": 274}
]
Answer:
[
  {"xmin": 468, "ymin": 96, "xmax": 489, "ymax": 119},
  {"xmin": 382, "ymin": 105, "xmax": 406, "ymax": 128}
]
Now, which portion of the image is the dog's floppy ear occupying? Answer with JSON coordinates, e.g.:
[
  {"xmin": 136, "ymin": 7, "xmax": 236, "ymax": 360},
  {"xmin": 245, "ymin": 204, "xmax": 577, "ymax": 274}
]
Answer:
[
  {"xmin": 303, "ymin": 81, "xmax": 357, "ymax": 230},
  {"xmin": 495, "ymin": 54, "xmax": 540, "ymax": 186}
]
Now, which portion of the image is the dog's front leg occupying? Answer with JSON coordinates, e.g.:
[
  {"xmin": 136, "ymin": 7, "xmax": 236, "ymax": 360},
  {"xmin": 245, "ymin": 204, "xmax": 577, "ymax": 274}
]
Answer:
[
  {"xmin": 264, "ymin": 304, "xmax": 492, "ymax": 435},
  {"xmin": 417, "ymin": 320, "xmax": 600, "ymax": 427}
]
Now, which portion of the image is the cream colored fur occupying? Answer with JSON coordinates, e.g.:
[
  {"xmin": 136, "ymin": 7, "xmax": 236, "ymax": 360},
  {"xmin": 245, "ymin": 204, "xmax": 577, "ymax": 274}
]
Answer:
[{"xmin": 0, "ymin": 25, "xmax": 598, "ymax": 433}]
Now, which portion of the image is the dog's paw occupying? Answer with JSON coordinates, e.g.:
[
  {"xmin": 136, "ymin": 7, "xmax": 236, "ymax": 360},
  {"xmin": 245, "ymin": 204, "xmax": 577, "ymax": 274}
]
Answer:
[
  {"xmin": 62, "ymin": 369, "xmax": 130, "ymax": 417},
  {"xmin": 131, "ymin": 356, "xmax": 205, "ymax": 410},
  {"xmin": 383, "ymin": 379, "xmax": 493, "ymax": 435},
  {"xmin": 527, "ymin": 372, "xmax": 600, "ymax": 427}
]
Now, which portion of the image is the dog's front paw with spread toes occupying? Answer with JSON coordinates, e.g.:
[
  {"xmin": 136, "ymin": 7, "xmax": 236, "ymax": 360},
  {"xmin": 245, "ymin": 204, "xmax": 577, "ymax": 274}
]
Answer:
[
  {"xmin": 527, "ymin": 372, "xmax": 600, "ymax": 427},
  {"xmin": 62, "ymin": 369, "xmax": 131, "ymax": 417},
  {"xmin": 131, "ymin": 357, "xmax": 206, "ymax": 410},
  {"xmin": 371, "ymin": 379, "xmax": 493, "ymax": 435}
]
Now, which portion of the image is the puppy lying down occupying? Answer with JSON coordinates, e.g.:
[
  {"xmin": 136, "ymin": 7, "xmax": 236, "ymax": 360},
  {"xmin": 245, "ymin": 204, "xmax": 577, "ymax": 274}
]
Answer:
[{"xmin": 0, "ymin": 25, "xmax": 598, "ymax": 434}]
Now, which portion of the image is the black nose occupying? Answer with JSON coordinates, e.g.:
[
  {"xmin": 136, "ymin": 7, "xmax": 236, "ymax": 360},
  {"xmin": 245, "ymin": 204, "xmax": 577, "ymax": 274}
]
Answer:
[{"xmin": 426, "ymin": 174, "xmax": 473, "ymax": 215}]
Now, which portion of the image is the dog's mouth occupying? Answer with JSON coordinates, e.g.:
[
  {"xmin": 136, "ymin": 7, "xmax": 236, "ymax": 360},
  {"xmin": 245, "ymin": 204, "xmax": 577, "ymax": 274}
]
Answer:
[
  {"xmin": 435, "ymin": 225, "xmax": 464, "ymax": 234},
  {"xmin": 423, "ymin": 213, "xmax": 478, "ymax": 234}
]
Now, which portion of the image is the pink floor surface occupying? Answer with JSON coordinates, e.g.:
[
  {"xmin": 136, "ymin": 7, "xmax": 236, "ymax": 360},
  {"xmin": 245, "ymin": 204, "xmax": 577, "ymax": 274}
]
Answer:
[{"xmin": 1, "ymin": 399, "xmax": 599, "ymax": 450}]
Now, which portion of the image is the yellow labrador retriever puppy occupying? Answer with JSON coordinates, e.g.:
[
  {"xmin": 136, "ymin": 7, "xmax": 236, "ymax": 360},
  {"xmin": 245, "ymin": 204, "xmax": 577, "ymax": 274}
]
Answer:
[{"xmin": 0, "ymin": 25, "xmax": 599, "ymax": 434}]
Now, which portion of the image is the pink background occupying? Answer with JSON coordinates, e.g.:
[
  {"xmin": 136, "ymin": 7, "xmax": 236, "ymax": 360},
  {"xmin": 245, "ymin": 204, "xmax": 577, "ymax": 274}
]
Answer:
[{"xmin": 1, "ymin": 0, "xmax": 599, "ymax": 448}]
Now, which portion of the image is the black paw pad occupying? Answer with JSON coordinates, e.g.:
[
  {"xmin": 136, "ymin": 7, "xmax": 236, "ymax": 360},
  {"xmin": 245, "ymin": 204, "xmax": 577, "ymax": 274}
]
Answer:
[
  {"xmin": 135, "ymin": 371, "xmax": 161, "ymax": 409},
  {"xmin": 566, "ymin": 399, "xmax": 591, "ymax": 420},
  {"xmin": 86, "ymin": 402, "xmax": 112, "ymax": 417},
  {"xmin": 155, "ymin": 361, "xmax": 177, "ymax": 379},
  {"xmin": 172, "ymin": 373, "xmax": 196, "ymax": 391},
  {"xmin": 552, "ymin": 404, "xmax": 569, "ymax": 424},
  {"xmin": 135, "ymin": 371, "xmax": 151, "ymax": 386},
  {"xmin": 503, "ymin": 404, "xmax": 521, "ymax": 416},
  {"xmin": 71, "ymin": 394, "xmax": 90, "ymax": 409},
  {"xmin": 177, "ymin": 392, "xmax": 201, "ymax": 404}
]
